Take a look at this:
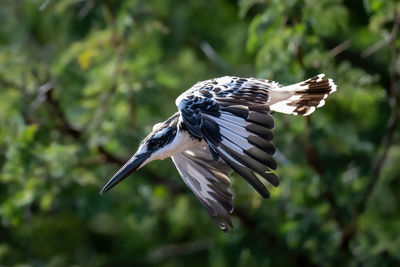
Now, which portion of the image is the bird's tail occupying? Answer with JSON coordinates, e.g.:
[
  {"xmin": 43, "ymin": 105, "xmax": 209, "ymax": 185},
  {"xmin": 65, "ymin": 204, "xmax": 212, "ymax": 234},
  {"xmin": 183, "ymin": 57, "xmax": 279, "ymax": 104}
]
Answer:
[{"xmin": 268, "ymin": 74, "xmax": 337, "ymax": 116}]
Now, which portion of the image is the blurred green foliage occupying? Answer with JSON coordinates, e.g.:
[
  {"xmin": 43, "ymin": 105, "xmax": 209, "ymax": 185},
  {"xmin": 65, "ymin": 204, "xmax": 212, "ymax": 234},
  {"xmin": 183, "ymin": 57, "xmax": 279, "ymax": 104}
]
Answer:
[{"xmin": 0, "ymin": 0, "xmax": 399, "ymax": 266}]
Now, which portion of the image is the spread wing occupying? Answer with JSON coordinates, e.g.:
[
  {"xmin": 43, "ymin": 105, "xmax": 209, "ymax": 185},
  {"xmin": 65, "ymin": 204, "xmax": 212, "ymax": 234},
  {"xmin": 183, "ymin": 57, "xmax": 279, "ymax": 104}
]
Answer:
[
  {"xmin": 171, "ymin": 143, "xmax": 234, "ymax": 232},
  {"xmin": 176, "ymin": 76, "xmax": 279, "ymax": 199}
]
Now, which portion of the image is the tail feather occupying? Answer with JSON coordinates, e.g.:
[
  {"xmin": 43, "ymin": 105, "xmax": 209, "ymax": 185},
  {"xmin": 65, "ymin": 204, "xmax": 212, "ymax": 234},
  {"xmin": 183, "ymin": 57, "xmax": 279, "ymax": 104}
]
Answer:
[{"xmin": 268, "ymin": 74, "xmax": 337, "ymax": 116}]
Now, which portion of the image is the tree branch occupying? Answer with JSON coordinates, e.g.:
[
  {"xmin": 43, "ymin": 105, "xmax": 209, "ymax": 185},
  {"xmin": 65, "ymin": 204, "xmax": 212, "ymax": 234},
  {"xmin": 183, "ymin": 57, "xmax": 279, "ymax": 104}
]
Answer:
[
  {"xmin": 305, "ymin": 117, "xmax": 345, "ymax": 228},
  {"xmin": 331, "ymin": 40, "xmax": 351, "ymax": 57},
  {"xmin": 45, "ymin": 84, "xmax": 82, "ymax": 139},
  {"xmin": 361, "ymin": 18, "xmax": 399, "ymax": 58},
  {"xmin": 359, "ymin": 10, "xmax": 399, "ymax": 214},
  {"xmin": 340, "ymin": 8, "xmax": 400, "ymax": 257}
]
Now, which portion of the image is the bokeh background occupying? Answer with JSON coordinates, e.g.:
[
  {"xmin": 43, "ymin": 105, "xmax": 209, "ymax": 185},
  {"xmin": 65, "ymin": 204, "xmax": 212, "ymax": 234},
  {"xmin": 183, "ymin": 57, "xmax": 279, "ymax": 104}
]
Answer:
[{"xmin": 1, "ymin": 0, "xmax": 399, "ymax": 266}]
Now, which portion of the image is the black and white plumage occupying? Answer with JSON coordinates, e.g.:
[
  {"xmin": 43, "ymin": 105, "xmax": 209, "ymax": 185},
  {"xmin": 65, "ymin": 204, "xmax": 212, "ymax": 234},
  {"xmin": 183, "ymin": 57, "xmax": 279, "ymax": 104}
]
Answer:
[{"xmin": 100, "ymin": 74, "xmax": 337, "ymax": 232}]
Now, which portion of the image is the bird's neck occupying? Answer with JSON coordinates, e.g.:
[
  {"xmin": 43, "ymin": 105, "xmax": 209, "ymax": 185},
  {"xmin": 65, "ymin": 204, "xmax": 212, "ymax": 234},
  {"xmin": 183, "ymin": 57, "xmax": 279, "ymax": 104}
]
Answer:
[
  {"xmin": 142, "ymin": 113, "xmax": 202, "ymax": 164},
  {"xmin": 149, "ymin": 130, "xmax": 202, "ymax": 162}
]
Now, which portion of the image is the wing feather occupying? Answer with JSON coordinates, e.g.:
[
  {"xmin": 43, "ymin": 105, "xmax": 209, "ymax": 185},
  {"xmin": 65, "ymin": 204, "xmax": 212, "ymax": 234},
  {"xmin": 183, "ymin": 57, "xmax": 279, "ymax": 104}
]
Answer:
[
  {"xmin": 171, "ymin": 143, "xmax": 234, "ymax": 232},
  {"xmin": 176, "ymin": 76, "xmax": 279, "ymax": 199}
]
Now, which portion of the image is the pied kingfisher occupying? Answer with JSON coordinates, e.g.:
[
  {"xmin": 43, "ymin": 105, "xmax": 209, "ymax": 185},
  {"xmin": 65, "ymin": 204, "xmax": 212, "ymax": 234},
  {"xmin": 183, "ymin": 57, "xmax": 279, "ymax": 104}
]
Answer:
[{"xmin": 100, "ymin": 74, "xmax": 337, "ymax": 231}]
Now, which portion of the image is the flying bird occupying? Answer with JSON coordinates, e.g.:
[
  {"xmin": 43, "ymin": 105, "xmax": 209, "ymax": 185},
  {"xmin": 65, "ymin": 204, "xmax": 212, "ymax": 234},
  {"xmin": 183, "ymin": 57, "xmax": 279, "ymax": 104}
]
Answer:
[{"xmin": 100, "ymin": 74, "xmax": 337, "ymax": 231}]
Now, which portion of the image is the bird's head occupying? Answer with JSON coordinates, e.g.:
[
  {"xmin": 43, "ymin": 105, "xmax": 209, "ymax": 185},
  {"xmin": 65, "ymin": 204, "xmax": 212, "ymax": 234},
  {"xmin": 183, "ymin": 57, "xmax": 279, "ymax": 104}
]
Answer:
[{"xmin": 100, "ymin": 113, "xmax": 180, "ymax": 194}]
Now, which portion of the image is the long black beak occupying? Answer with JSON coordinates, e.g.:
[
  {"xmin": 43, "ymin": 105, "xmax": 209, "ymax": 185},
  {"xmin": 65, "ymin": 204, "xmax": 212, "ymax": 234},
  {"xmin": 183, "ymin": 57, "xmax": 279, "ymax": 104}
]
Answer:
[{"xmin": 100, "ymin": 152, "xmax": 150, "ymax": 195}]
